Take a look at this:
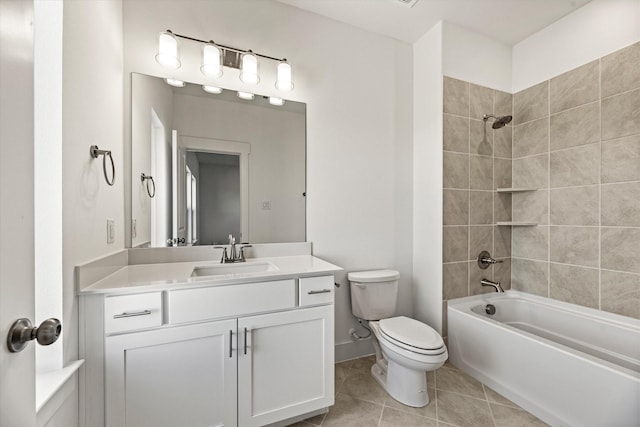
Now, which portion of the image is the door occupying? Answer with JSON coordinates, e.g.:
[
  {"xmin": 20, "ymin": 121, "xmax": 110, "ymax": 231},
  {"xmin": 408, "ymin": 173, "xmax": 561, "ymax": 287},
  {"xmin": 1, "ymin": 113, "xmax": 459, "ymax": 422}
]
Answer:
[
  {"xmin": 105, "ymin": 320, "xmax": 238, "ymax": 427},
  {"xmin": 0, "ymin": 1, "xmax": 37, "ymax": 426},
  {"xmin": 238, "ymin": 305, "xmax": 334, "ymax": 427}
]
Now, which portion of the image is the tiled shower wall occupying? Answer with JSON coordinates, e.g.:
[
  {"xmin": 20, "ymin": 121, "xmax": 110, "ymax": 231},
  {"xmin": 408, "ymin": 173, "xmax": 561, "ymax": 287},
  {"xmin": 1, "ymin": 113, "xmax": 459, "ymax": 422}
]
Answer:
[
  {"xmin": 510, "ymin": 41, "xmax": 640, "ymax": 320},
  {"xmin": 442, "ymin": 77, "xmax": 513, "ymax": 336}
]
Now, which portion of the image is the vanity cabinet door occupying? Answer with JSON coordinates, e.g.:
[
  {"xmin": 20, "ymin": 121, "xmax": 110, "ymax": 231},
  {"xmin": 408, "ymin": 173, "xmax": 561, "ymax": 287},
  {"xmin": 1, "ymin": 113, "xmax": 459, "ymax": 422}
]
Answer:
[
  {"xmin": 237, "ymin": 305, "xmax": 334, "ymax": 427},
  {"xmin": 105, "ymin": 320, "xmax": 237, "ymax": 427}
]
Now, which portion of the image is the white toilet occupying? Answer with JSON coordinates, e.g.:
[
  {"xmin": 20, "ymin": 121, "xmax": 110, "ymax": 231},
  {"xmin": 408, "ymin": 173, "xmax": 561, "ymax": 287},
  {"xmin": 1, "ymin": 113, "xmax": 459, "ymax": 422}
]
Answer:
[{"xmin": 348, "ymin": 269, "xmax": 447, "ymax": 407}]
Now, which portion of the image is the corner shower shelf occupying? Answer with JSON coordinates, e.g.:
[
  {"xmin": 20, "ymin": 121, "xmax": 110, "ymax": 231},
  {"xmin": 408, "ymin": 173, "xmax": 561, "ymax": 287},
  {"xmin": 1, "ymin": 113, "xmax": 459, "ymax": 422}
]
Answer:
[
  {"xmin": 496, "ymin": 187, "xmax": 538, "ymax": 193},
  {"xmin": 496, "ymin": 221, "xmax": 538, "ymax": 226}
]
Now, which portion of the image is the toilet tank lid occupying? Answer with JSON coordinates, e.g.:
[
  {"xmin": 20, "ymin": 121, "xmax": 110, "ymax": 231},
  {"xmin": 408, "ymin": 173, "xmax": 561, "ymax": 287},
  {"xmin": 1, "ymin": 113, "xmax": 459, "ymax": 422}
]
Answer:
[{"xmin": 348, "ymin": 269, "xmax": 400, "ymax": 282}]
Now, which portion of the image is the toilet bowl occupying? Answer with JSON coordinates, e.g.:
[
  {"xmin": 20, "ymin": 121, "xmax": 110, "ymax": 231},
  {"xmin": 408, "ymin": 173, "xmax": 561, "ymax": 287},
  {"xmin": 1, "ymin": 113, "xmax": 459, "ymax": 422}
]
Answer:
[{"xmin": 348, "ymin": 270, "xmax": 447, "ymax": 407}]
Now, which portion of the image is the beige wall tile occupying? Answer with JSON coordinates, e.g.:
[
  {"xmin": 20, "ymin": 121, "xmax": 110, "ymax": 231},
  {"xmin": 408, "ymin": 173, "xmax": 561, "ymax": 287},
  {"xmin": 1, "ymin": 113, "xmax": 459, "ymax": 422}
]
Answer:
[
  {"xmin": 601, "ymin": 270, "xmax": 640, "ymax": 319},
  {"xmin": 443, "ymin": 189, "xmax": 469, "ymax": 225},
  {"xmin": 601, "ymin": 41, "xmax": 640, "ymax": 98},
  {"xmin": 443, "ymin": 226, "xmax": 469, "ymax": 263},
  {"xmin": 512, "ymin": 190, "xmax": 548, "ymax": 225},
  {"xmin": 443, "ymin": 151, "xmax": 469, "ymax": 189},
  {"xmin": 470, "ymin": 119, "xmax": 493, "ymax": 156},
  {"xmin": 469, "ymin": 260, "xmax": 493, "ymax": 296},
  {"xmin": 602, "ymin": 227, "xmax": 640, "ymax": 274},
  {"xmin": 494, "ymin": 193, "xmax": 512, "ymax": 223},
  {"xmin": 550, "ymin": 60, "xmax": 599, "ymax": 114},
  {"xmin": 550, "ymin": 186, "xmax": 599, "ymax": 226},
  {"xmin": 493, "ymin": 258, "xmax": 511, "ymax": 290},
  {"xmin": 550, "ymin": 226, "xmax": 599, "ymax": 267},
  {"xmin": 601, "ymin": 181, "xmax": 640, "ymax": 227},
  {"xmin": 494, "ymin": 126, "xmax": 512, "ymax": 159},
  {"xmin": 602, "ymin": 135, "xmax": 640, "ymax": 183},
  {"xmin": 469, "ymin": 226, "xmax": 493, "ymax": 261},
  {"xmin": 494, "ymin": 90, "xmax": 513, "ymax": 117},
  {"xmin": 494, "ymin": 158, "xmax": 512, "ymax": 189},
  {"xmin": 511, "ymin": 258, "xmax": 549, "ymax": 296},
  {"xmin": 513, "ymin": 154, "xmax": 548, "ymax": 189},
  {"xmin": 470, "ymin": 83, "xmax": 494, "ymax": 120},
  {"xmin": 602, "ymin": 88, "xmax": 640, "ymax": 141},
  {"xmin": 549, "ymin": 264, "xmax": 599, "ymax": 308},
  {"xmin": 470, "ymin": 156, "xmax": 493, "ymax": 190},
  {"xmin": 469, "ymin": 191, "xmax": 493, "ymax": 225},
  {"xmin": 443, "ymin": 262, "xmax": 468, "ymax": 300},
  {"xmin": 494, "ymin": 226, "xmax": 511, "ymax": 258},
  {"xmin": 443, "ymin": 76, "xmax": 469, "ymax": 116},
  {"xmin": 513, "ymin": 117, "xmax": 548, "ymax": 158},
  {"xmin": 443, "ymin": 114, "xmax": 469, "ymax": 153},
  {"xmin": 550, "ymin": 143, "xmax": 600, "ymax": 188},
  {"xmin": 514, "ymin": 81, "xmax": 548, "ymax": 125},
  {"xmin": 550, "ymin": 101, "xmax": 600, "ymax": 151},
  {"xmin": 512, "ymin": 226, "xmax": 549, "ymax": 261}
]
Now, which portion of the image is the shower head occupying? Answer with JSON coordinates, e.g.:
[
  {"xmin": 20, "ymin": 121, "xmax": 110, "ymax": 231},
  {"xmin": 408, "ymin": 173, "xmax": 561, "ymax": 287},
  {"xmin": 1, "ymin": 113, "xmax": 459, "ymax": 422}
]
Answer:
[{"xmin": 483, "ymin": 114, "xmax": 513, "ymax": 129}]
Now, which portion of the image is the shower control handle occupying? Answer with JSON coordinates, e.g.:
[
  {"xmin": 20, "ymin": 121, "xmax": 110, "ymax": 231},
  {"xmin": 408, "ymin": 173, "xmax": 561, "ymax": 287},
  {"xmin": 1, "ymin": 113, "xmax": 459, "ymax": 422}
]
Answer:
[{"xmin": 477, "ymin": 250, "xmax": 503, "ymax": 269}]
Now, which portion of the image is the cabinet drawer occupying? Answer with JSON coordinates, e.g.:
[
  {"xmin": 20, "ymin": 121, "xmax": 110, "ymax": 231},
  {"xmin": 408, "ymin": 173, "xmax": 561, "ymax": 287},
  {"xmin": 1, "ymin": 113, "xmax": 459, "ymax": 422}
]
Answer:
[
  {"xmin": 167, "ymin": 279, "xmax": 296, "ymax": 324},
  {"xmin": 105, "ymin": 292, "xmax": 162, "ymax": 334},
  {"xmin": 299, "ymin": 276, "xmax": 334, "ymax": 306}
]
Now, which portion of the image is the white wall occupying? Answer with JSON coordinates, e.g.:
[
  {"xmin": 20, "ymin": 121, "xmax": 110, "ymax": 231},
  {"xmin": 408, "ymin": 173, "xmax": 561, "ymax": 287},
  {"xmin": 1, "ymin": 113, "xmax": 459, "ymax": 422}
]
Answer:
[
  {"xmin": 61, "ymin": 1, "xmax": 123, "ymax": 426},
  {"xmin": 413, "ymin": 22, "xmax": 444, "ymax": 332},
  {"xmin": 123, "ymin": 0, "xmax": 413, "ymax": 359},
  {"xmin": 199, "ymin": 162, "xmax": 241, "ymax": 245},
  {"xmin": 513, "ymin": 0, "xmax": 640, "ymax": 92},
  {"xmin": 442, "ymin": 22, "xmax": 512, "ymax": 93}
]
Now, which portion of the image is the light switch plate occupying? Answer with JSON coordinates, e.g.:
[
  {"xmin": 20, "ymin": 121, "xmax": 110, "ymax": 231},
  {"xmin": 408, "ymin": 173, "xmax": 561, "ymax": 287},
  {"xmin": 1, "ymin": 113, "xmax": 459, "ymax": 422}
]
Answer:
[{"xmin": 107, "ymin": 219, "xmax": 115, "ymax": 244}]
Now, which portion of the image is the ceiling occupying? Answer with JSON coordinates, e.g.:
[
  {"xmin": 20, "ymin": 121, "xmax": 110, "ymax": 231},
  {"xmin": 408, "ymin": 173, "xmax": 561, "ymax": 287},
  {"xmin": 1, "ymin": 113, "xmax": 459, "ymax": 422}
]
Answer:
[{"xmin": 277, "ymin": 0, "xmax": 593, "ymax": 45}]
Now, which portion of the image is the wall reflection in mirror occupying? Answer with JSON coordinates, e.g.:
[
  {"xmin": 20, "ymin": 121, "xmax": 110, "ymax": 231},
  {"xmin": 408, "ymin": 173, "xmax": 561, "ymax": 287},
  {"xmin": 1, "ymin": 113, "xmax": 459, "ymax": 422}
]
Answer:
[{"xmin": 131, "ymin": 73, "xmax": 306, "ymax": 247}]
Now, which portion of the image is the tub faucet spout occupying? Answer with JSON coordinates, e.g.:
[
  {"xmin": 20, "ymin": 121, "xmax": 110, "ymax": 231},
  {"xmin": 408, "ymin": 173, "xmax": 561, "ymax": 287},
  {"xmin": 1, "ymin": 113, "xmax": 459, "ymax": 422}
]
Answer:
[{"xmin": 481, "ymin": 278, "xmax": 504, "ymax": 293}]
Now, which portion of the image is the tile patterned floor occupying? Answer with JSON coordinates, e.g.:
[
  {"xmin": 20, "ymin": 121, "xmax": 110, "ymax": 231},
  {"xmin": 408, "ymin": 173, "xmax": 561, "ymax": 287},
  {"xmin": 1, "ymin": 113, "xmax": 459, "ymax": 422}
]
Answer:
[{"xmin": 290, "ymin": 356, "xmax": 549, "ymax": 427}]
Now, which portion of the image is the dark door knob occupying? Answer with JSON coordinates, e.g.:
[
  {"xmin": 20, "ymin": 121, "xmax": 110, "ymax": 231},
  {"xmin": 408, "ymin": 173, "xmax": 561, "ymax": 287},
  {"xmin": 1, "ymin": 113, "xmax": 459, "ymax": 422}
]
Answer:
[{"xmin": 7, "ymin": 318, "xmax": 62, "ymax": 353}]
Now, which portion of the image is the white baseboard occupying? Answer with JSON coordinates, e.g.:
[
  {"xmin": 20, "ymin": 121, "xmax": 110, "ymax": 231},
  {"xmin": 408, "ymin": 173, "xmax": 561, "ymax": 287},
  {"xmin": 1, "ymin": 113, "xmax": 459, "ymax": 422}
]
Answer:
[{"xmin": 335, "ymin": 338, "xmax": 374, "ymax": 362}]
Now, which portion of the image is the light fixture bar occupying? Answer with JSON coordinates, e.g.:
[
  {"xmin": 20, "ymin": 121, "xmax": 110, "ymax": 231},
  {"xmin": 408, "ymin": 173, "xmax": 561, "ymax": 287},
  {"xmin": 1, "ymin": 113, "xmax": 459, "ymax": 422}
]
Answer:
[{"xmin": 166, "ymin": 30, "xmax": 286, "ymax": 63}]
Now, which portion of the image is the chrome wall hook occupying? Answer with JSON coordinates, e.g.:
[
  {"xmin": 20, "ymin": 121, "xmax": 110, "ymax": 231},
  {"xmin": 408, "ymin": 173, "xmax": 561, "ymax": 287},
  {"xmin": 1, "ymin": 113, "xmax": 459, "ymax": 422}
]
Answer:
[
  {"xmin": 141, "ymin": 173, "xmax": 155, "ymax": 198},
  {"xmin": 90, "ymin": 145, "xmax": 115, "ymax": 186}
]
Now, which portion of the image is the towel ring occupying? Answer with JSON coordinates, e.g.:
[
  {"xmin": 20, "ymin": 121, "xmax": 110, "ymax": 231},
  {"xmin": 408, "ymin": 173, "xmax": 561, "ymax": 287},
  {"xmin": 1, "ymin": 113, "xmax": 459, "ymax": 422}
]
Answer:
[
  {"xmin": 141, "ymin": 173, "xmax": 156, "ymax": 198},
  {"xmin": 90, "ymin": 145, "xmax": 115, "ymax": 186}
]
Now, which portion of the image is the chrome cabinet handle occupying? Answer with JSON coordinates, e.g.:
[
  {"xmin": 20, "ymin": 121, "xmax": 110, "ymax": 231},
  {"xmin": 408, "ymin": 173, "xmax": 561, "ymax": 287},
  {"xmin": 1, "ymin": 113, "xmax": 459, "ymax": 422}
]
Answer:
[
  {"xmin": 308, "ymin": 289, "xmax": 332, "ymax": 295},
  {"xmin": 229, "ymin": 330, "xmax": 233, "ymax": 358},
  {"xmin": 113, "ymin": 310, "xmax": 151, "ymax": 319}
]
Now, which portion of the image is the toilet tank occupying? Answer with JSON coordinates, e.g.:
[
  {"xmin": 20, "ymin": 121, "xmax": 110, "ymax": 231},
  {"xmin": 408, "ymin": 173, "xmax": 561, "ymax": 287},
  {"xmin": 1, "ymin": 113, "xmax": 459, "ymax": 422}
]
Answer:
[{"xmin": 348, "ymin": 269, "xmax": 400, "ymax": 320}]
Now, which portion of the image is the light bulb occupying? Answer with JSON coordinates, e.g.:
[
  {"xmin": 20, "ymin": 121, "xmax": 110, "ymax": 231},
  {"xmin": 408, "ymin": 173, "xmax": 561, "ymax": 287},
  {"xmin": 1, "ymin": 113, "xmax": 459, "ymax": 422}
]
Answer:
[
  {"xmin": 275, "ymin": 61, "xmax": 293, "ymax": 91},
  {"xmin": 237, "ymin": 91, "xmax": 255, "ymax": 100},
  {"xmin": 155, "ymin": 31, "xmax": 181, "ymax": 69},
  {"xmin": 269, "ymin": 97, "xmax": 285, "ymax": 106},
  {"xmin": 203, "ymin": 85, "xmax": 223, "ymax": 94},
  {"xmin": 201, "ymin": 43, "xmax": 223, "ymax": 78},
  {"xmin": 165, "ymin": 78, "xmax": 185, "ymax": 87},
  {"xmin": 240, "ymin": 52, "xmax": 259, "ymax": 85}
]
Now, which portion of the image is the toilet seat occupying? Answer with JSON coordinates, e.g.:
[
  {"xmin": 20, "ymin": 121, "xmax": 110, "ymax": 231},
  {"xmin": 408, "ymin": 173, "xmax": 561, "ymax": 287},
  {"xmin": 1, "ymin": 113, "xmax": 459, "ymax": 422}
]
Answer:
[{"xmin": 379, "ymin": 316, "xmax": 445, "ymax": 355}]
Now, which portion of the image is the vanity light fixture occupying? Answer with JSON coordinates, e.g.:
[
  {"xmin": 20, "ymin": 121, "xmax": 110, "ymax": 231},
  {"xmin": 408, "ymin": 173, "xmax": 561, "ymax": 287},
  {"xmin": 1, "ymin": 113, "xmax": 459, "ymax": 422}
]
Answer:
[
  {"xmin": 269, "ymin": 96, "xmax": 285, "ymax": 106},
  {"xmin": 239, "ymin": 51, "xmax": 259, "ymax": 84},
  {"xmin": 201, "ymin": 42, "xmax": 223, "ymax": 78},
  {"xmin": 237, "ymin": 91, "xmax": 255, "ymax": 100},
  {"xmin": 275, "ymin": 61, "xmax": 293, "ymax": 91},
  {"xmin": 165, "ymin": 78, "xmax": 186, "ymax": 87},
  {"xmin": 156, "ymin": 31, "xmax": 181, "ymax": 69},
  {"xmin": 154, "ymin": 29, "xmax": 293, "ymax": 91},
  {"xmin": 202, "ymin": 85, "xmax": 223, "ymax": 94}
]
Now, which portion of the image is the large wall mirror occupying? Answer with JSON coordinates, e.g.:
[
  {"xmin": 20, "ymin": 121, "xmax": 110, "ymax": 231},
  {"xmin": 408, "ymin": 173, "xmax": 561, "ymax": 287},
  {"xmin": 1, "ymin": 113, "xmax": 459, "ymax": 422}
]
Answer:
[{"xmin": 130, "ymin": 73, "xmax": 306, "ymax": 247}]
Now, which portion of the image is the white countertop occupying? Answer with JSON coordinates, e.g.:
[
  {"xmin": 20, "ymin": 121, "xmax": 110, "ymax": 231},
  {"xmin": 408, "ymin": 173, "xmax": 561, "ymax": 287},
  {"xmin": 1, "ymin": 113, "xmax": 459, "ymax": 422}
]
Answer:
[{"xmin": 79, "ymin": 255, "xmax": 342, "ymax": 295}]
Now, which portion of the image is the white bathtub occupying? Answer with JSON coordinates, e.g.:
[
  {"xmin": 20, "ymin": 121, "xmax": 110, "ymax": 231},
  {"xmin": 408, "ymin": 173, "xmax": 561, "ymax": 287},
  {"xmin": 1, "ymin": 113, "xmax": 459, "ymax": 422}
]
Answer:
[{"xmin": 448, "ymin": 290, "xmax": 640, "ymax": 427}]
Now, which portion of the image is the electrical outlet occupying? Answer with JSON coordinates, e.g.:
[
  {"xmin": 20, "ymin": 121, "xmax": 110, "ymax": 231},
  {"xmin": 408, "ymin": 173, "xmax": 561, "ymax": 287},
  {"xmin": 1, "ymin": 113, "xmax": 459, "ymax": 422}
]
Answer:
[
  {"xmin": 261, "ymin": 201, "xmax": 271, "ymax": 210},
  {"xmin": 107, "ymin": 219, "xmax": 115, "ymax": 244},
  {"xmin": 132, "ymin": 219, "xmax": 137, "ymax": 238}
]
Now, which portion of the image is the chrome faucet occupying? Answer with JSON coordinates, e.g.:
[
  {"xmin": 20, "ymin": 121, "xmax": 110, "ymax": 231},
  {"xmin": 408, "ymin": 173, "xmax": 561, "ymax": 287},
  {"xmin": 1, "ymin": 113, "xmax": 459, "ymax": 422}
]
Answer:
[
  {"xmin": 481, "ymin": 278, "xmax": 504, "ymax": 293},
  {"xmin": 214, "ymin": 235, "xmax": 252, "ymax": 263}
]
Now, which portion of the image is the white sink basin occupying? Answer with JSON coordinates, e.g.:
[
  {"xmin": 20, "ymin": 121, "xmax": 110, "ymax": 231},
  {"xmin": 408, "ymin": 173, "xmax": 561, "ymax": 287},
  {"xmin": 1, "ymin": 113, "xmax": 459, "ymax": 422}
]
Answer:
[{"xmin": 191, "ymin": 261, "xmax": 278, "ymax": 278}]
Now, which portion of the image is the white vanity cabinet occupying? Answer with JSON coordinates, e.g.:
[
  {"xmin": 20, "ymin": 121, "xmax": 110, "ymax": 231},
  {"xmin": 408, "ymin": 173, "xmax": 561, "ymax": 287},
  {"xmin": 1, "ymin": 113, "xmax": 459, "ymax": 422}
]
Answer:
[{"xmin": 89, "ymin": 275, "xmax": 335, "ymax": 427}]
